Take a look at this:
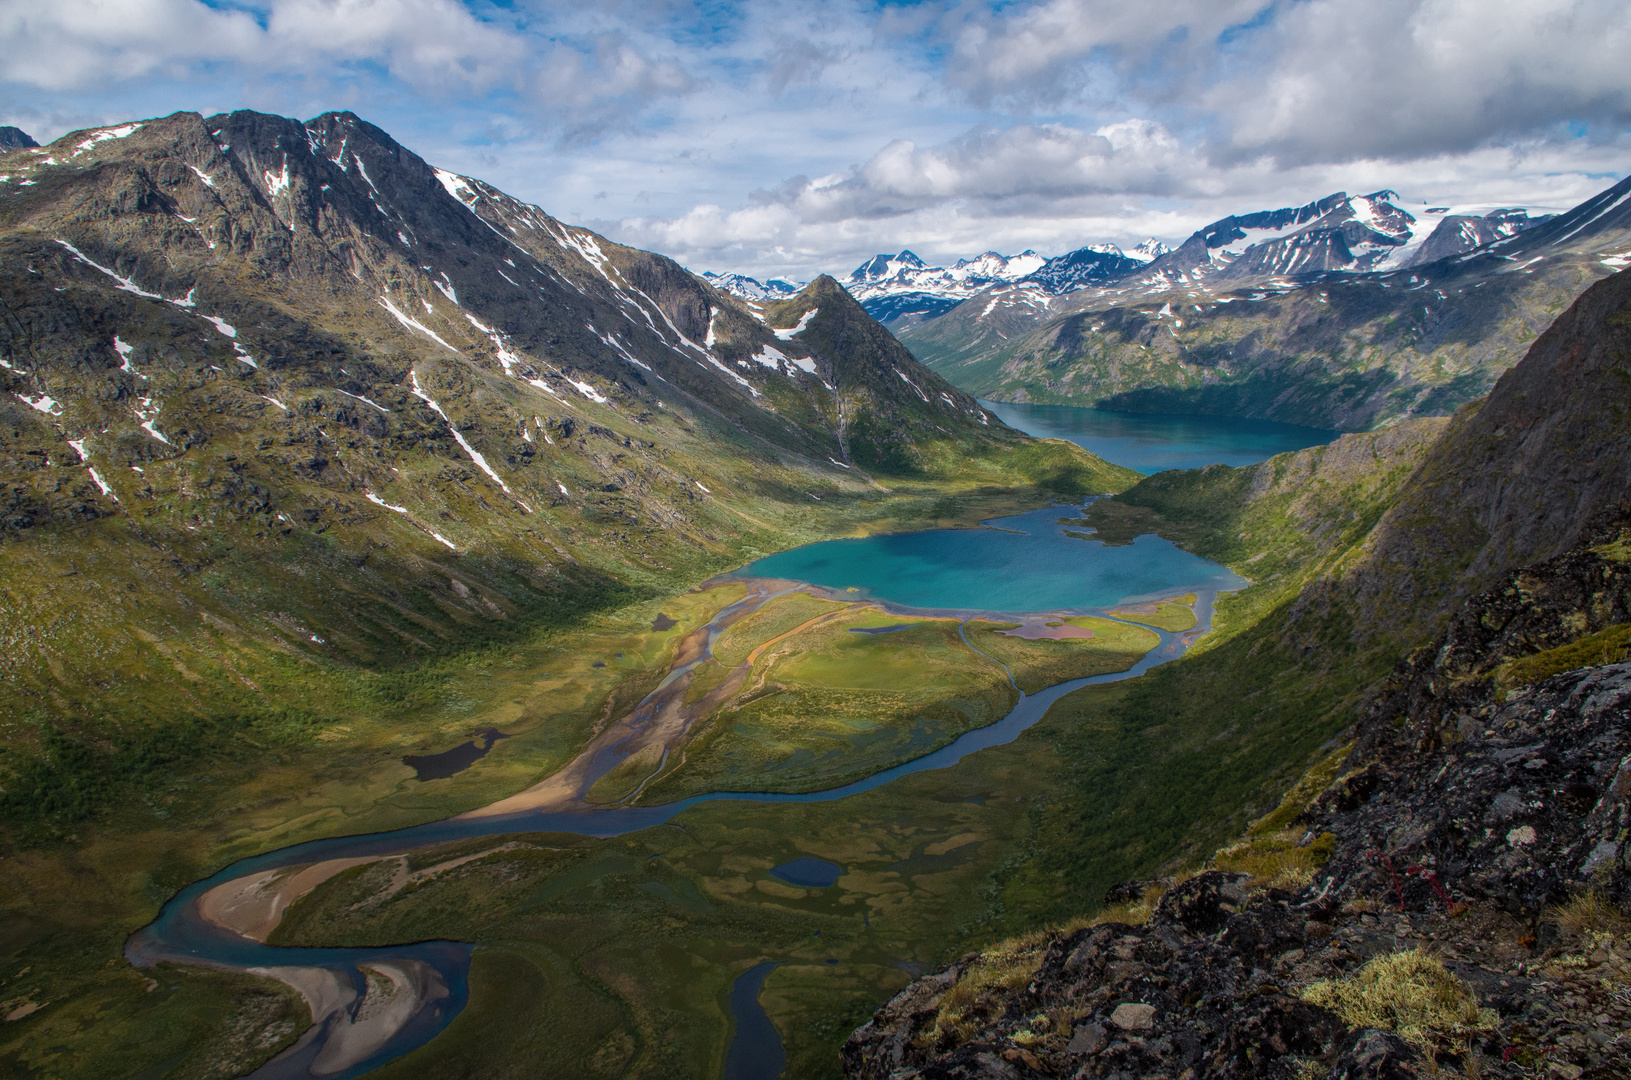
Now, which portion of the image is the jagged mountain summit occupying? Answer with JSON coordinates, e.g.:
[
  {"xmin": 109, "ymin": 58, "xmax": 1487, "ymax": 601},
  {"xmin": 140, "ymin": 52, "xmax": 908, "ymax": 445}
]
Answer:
[
  {"xmin": 840, "ymin": 248, "xmax": 1045, "ymax": 326},
  {"xmin": 0, "ymin": 108, "xmax": 1122, "ymax": 738},
  {"xmin": 704, "ymin": 239, "xmax": 1174, "ymax": 330},
  {"xmin": 699, "ymin": 270, "xmax": 803, "ymax": 302},
  {"xmin": 902, "ymin": 179, "xmax": 1623, "ymax": 430},
  {"xmin": 0, "ymin": 126, "xmax": 36, "ymax": 151},
  {"xmin": 1134, "ymin": 190, "xmax": 1548, "ymax": 285}
]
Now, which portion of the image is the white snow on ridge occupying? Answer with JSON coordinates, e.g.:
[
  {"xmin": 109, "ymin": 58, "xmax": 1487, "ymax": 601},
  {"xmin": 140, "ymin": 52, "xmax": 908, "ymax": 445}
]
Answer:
[
  {"xmin": 432, "ymin": 273, "xmax": 458, "ymax": 305},
  {"xmin": 772, "ymin": 308, "xmax": 818, "ymax": 340},
  {"xmin": 408, "ymin": 369, "xmax": 515, "ymax": 495},
  {"xmin": 379, "ymin": 297, "xmax": 459, "ymax": 353},
  {"xmin": 86, "ymin": 467, "xmax": 116, "ymax": 499},
  {"xmin": 567, "ymin": 378, "xmax": 608, "ymax": 404},
  {"xmin": 202, "ymin": 315, "xmax": 236, "ymax": 338},
  {"xmin": 56, "ymin": 240, "xmax": 163, "ymax": 300},
  {"xmin": 15, "ymin": 392, "xmax": 61, "ymax": 415},
  {"xmin": 894, "ymin": 369, "xmax": 929, "ymax": 402},
  {"xmin": 74, "ymin": 124, "xmax": 141, "ymax": 155},
  {"xmin": 188, "ymin": 165, "xmax": 216, "ymax": 188},
  {"xmin": 135, "ymin": 395, "xmax": 169, "ymax": 443},
  {"xmin": 433, "ymin": 170, "xmax": 476, "ymax": 210},
  {"xmin": 748, "ymin": 344, "xmax": 788, "ymax": 370},
  {"xmin": 336, "ymin": 388, "xmax": 390, "ymax": 413},
  {"xmin": 112, "ymin": 335, "xmax": 143, "ymax": 378},
  {"xmin": 366, "ymin": 492, "xmax": 410, "ymax": 514},
  {"xmin": 264, "ymin": 163, "xmax": 290, "ymax": 199}
]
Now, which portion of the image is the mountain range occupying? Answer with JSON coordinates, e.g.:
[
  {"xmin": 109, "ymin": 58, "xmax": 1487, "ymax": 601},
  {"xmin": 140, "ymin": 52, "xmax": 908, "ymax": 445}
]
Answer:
[
  {"xmin": 900, "ymin": 183, "xmax": 1630, "ymax": 429},
  {"xmin": 707, "ymin": 239, "xmax": 1173, "ymax": 329},
  {"xmin": 0, "ymin": 109, "xmax": 1125, "ymax": 807}
]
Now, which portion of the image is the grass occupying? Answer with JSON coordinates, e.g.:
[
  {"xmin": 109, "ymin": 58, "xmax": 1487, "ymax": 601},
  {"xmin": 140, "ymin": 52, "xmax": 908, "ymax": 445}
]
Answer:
[
  {"xmin": 1301, "ymin": 949, "xmax": 1496, "ymax": 1052},
  {"xmin": 1493, "ymin": 622, "xmax": 1631, "ymax": 696},
  {"xmin": 970, "ymin": 617, "xmax": 1160, "ymax": 694},
  {"xmin": 1109, "ymin": 594, "xmax": 1198, "ymax": 633},
  {"xmin": 913, "ymin": 932, "xmax": 1052, "ymax": 1051},
  {"xmin": 1548, "ymin": 890, "xmax": 1628, "ymax": 937},
  {"xmin": 645, "ymin": 610, "xmax": 1022, "ymax": 800},
  {"xmin": 0, "ymin": 397, "xmax": 1447, "ymax": 1078}
]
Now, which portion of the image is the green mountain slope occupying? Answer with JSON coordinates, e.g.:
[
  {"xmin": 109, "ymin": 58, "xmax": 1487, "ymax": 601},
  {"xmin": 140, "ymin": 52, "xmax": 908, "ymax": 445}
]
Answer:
[
  {"xmin": 0, "ymin": 109, "xmax": 1135, "ymax": 821},
  {"xmin": 901, "ymin": 176, "xmax": 1631, "ymax": 430}
]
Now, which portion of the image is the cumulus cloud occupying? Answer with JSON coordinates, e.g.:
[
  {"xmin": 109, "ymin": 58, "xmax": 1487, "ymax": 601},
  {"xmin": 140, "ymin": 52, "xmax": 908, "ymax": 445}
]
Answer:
[
  {"xmin": 612, "ymin": 116, "xmax": 1627, "ymax": 278},
  {"xmin": 1, "ymin": 0, "xmax": 1625, "ymax": 280},
  {"xmin": 744, "ymin": 120, "xmax": 1194, "ymax": 223},
  {"xmin": 938, "ymin": 0, "xmax": 1631, "ymax": 165},
  {"xmin": 1208, "ymin": 0, "xmax": 1631, "ymax": 164},
  {"xmin": 0, "ymin": 0, "xmax": 522, "ymax": 93},
  {"xmin": 943, "ymin": 0, "xmax": 1267, "ymax": 107}
]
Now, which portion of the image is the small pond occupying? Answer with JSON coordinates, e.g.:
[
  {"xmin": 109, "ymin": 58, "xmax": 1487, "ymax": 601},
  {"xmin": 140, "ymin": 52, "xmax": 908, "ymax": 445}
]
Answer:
[{"xmin": 769, "ymin": 858, "xmax": 843, "ymax": 888}]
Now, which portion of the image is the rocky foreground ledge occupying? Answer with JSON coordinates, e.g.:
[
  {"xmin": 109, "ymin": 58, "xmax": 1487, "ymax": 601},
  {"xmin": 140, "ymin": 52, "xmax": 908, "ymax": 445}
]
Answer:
[{"xmin": 844, "ymin": 518, "xmax": 1631, "ymax": 1080}]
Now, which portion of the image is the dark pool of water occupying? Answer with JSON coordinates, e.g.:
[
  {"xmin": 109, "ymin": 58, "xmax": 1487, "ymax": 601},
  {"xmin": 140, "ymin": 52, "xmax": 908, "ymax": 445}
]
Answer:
[
  {"xmin": 740, "ymin": 504, "xmax": 1244, "ymax": 614},
  {"xmin": 849, "ymin": 624, "xmax": 913, "ymax": 635},
  {"xmin": 982, "ymin": 400, "xmax": 1338, "ymax": 474},
  {"xmin": 402, "ymin": 728, "xmax": 510, "ymax": 781},
  {"xmin": 769, "ymin": 858, "xmax": 842, "ymax": 887},
  {"xmin": 723, "ymin": 962, "xmax": 785, "ymax": 1080}
]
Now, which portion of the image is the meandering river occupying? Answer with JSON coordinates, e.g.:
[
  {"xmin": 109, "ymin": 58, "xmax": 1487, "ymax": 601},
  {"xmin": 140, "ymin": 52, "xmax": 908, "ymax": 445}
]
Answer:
[{"xmin": 126, "ymin": 406, "xmax": 1326, "ymax": 1079}]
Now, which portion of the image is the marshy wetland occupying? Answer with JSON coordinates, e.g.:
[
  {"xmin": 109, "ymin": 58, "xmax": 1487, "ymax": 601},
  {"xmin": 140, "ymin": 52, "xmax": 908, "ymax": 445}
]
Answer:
[{"xmin": 119, "ymin": 503, "xmax": 1248, "ymax": 1078}]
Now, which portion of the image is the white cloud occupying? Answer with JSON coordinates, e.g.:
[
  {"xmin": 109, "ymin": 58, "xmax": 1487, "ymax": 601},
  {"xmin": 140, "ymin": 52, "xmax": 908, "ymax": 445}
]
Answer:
[
  {"xmin": 1, "ymin": 0, "xmax": 1625, "ymax": 282},
  {"xmin": 0, "ymin": 0, "xmax": 521, "ymax": 93},
  {"xmin": 1209, "ymin": 0, "xmax": 1631, "ymax": 164}
]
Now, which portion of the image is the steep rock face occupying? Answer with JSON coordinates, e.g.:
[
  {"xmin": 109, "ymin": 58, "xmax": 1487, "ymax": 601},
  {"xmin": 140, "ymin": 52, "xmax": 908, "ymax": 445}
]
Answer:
[
  {"xmin": 1326, "ymin": 266, "xmax": 1631, "ymax": 639},
  {"xmin": 1354, "ymin": 507, "xmax": 1631, "ymax": 757}
]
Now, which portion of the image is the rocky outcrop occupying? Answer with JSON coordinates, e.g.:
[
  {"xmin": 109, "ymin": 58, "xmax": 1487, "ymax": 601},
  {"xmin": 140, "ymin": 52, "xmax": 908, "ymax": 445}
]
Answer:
[{"xmin": 844, "ymin": 520, "xmax": 1631, "ymax": 1080}]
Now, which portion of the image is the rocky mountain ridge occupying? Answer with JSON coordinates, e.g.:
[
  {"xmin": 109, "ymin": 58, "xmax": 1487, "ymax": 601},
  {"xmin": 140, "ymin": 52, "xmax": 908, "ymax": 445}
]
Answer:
[
  {"xmin": 903, "ymin": 177, "xmax": 1626, "ymax": 430},
  {"xmin": 0, "ymin": 108, "xmax": 1126, "ymax": 814},
  {"xmin": 705, "ymin": 240, "xmax": 1172, "ymax": 329}
]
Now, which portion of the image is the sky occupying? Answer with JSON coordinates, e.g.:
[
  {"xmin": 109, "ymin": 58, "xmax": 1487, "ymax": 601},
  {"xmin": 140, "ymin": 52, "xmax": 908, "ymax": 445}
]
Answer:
[{"xmin": 3, "ymin": 0, "xmax": 1630, "ymax": 280}]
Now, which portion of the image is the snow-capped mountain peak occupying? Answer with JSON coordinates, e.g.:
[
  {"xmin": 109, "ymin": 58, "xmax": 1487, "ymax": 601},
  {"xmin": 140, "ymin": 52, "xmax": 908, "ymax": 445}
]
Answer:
[
  {"xmin": 702, "ymin": 271, "xmax": 804, "ymax": 302},
  {"xmin": 851, "ymin": 250, "xmax": 928, "ymax": 284},
  {"xmin": 1129, "ymin": 238, "xmax": 1172, "ymax": 262}
]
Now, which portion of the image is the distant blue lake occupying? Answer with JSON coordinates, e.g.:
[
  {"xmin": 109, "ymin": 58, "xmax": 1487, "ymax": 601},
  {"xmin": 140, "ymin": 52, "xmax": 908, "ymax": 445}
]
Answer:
[
  {"xmin": 739, "ymin": 504, "xmax": 1244, "ymax": 613},
  {"xmin": 982, "ymin": 400, "xmax": 1338, "ymax": 474}
]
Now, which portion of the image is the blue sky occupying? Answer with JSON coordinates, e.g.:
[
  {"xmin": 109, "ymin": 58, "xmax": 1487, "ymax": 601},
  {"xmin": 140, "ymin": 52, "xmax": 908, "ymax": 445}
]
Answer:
[{"xmin": 3, "ymin": 1, "xmax": 1629, "ymax": 278}]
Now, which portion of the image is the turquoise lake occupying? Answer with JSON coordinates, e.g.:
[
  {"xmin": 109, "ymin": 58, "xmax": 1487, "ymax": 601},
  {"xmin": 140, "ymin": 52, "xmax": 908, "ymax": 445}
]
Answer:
[
  {"xmin": 739, "ymin": 503, "xmax": 1245, "ymax": 612},
  {"xmin": 982, "ymin": 399, "xmax": 1339, "ymax": 474}
]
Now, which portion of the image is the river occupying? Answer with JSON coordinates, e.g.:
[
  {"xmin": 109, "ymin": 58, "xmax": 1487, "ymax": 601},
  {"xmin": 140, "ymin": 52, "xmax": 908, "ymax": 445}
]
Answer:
[{"xmin": 125, "ymin": 407, "xmax": 1330, "ymax": 1079}]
